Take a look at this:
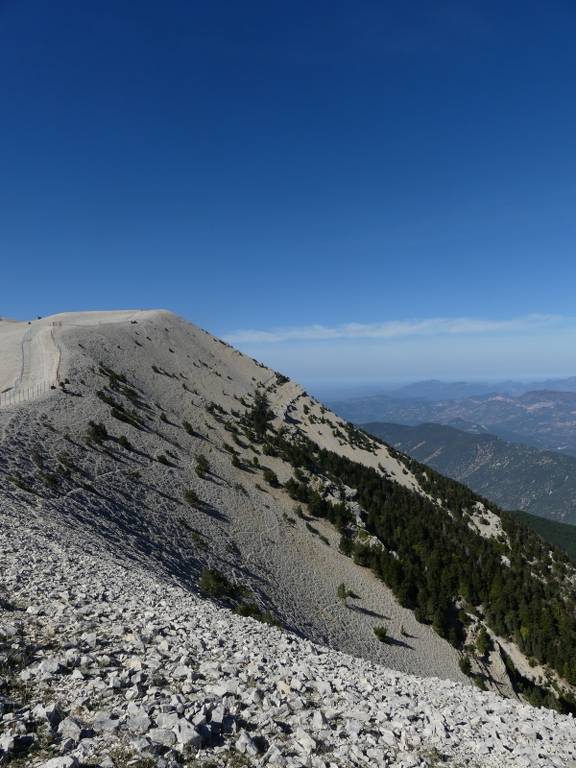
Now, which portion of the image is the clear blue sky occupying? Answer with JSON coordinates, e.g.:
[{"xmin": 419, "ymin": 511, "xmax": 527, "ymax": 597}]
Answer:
[{"xmin": 2, "ymin": 2, "xmax": 575, "ymax": 382}]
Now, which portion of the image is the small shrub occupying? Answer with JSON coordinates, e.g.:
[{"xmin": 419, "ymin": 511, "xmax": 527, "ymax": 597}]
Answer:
[
  {"xmin": 9, "ymin": 474, "xmax": 34, "ymax": 493},
  {"xmin": 306, "ymin": 522, "xmax": 319, "ymax": 535},
  {"xmin": 182, "ymin": 420, "xmax": 196, "ymax": 436},
  {"xmin": 474, "ymin": 676, "xmax": 487, "ymax": 691},
  {"xmin": 183, "ymin": 488, "xmax": 200, "ymax": 506},
  {"xmin": 31, "ymin": 449, "xmax": 43, "ymax": 467},
  {"xmin": 99, "ymin": 364, "xmax": 127, "ymax": 385},
  {"xmin": 199, "ymin": 568, "xmax": 237, "ymax": 599},
  {"xmin": 157, "ymin": 453, "xmax": 171, "ymax": 466},
  {"xmin": 304, "ymin": 522, "xmax": 329, "ymax": 545},
  {"xmin": 262, "ymin": 467, "xmax": 279, "ymax": 487},
  {"xmin": 339, "ymin": 533, "xmax": 353, "ymax": 556},
  {"xmin": 234, "ymin": 602, "xmax": 280, "ymax": 626},
  {"xmin": 232, "ymin": 432, "xmax": 247, "ymax": 448},
  {"xmin": 243, "ymin": 391, "xmax": 274, "ymax": 441},
  {"xmin": 111, "ymin": 406, "xmax": 141, "ymax": 428},
  {"xmin": 190, "ymin": 530, "xmax": 206, "ymax": 548},
  {"xmin": 459, "ymin": 655, "xmax": 472, "ymax": 676},
  {"xmin": 86, "ymin": 420, "xmax": 108, "ymax": 445},
  {"xmin": 476, "ymin": 626, "xmax": 493, "ymax": 658},
  {"xmin": 118, "ymin": 435, "xmax": 132, "ymax": 450},
  {"xmin": 97, "ymin": 389, "xmax": 117, "ymax": 407},
  {"xmin": 195, "ymin": 454, "xmax": 210, "ymax": 478},
  {"xmin": 40, "ymin": 472, "xmax": 59, "ymax": 490},
  {"xmin": 373, "ymin": 625, "xmax": 389, "ymax": 643}
]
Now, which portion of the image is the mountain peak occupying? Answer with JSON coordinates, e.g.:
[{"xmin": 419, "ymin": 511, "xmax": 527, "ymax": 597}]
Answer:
[{"xmin": 2, "ymin": 310, "xmax": 576, "ymax": 766}]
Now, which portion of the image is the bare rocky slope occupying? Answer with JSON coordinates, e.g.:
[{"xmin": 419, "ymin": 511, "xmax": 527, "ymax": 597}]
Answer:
[{"xmin": 2, "ymin": 310, "xmax": 576, "ymax": 768}]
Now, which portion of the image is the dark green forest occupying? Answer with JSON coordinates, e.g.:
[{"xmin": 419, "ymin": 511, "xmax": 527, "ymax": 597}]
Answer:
[
  {"xmin": 267, "ymin": 426, "xmax": 576, "ymax": 706},
  {"xmin": 510, "ymin": 510, "xmax": 576, "ymax": 563}
]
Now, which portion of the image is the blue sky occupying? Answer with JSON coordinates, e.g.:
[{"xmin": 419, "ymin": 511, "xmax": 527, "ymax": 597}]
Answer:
[{"xmin": 1, "ymin": 2, "xmax": 575, "ymax": 383}]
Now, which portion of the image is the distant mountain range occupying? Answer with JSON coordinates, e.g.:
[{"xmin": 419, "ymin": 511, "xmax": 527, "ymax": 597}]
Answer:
[
  {"xmin": 386, "ymin": 377, "xmax": 576, "ymax": 401},
  {"xmin": 314, "ymin": 376, "xmax": 576, "ymax": 404},
  {"xmin": 331, "ymin": 388, "xmax": 576, "ymax": 456},
  {"xmin": 362, "ymin": 421, "xmax": 576, "ymax": 524}
]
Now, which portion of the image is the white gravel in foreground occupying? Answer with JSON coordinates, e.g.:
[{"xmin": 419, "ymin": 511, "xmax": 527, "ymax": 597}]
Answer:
[{"xmin": 1, "ymin": 503, "xmax": 576, "ymax": 768}]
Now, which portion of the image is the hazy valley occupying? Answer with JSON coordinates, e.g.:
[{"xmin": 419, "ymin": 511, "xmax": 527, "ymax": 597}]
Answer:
[
  {"xmin": 330, "ymin": 389, "xmax": 576, "ymax": 456},
  {"xmin": 362, "ymin": 421, "xmax": 576, "ymax": 525}
]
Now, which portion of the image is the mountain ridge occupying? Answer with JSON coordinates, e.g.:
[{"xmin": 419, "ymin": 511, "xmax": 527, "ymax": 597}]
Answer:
[
  {"xmin": 361, "ymin": 420, "xmax": 576, "ymax": 524},
  {"xmin": 2, "ymin": 310, "xmax": 576, "ymax": 766}
]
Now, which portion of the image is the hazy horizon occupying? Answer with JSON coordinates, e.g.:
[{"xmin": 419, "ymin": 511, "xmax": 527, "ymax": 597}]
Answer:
[
  {"xmin": 302, "ymin": 374, "xmax": 576, "ymax": 401},
  {"xmin": 231, "ymin": 315, "xmax": 576, "ymax": 384}
]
